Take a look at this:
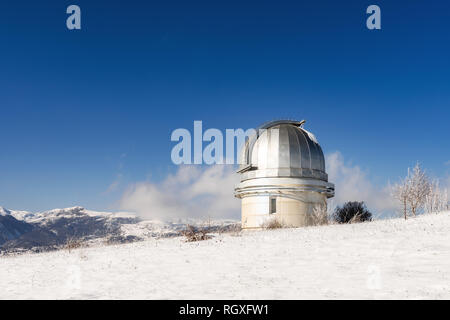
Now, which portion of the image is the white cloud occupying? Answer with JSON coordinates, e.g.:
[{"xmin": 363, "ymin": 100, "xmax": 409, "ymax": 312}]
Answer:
[
  {"xmin": 119, "ymin": 152, "xmax": 403, "ymax": 221},
  {"xmin": 119, "ymin": 165, "xmax": 240, "ymax": 221},
  {"xmin": 326, "ymin": 152, "xmax": 396, "ymax": 215},
  {"xmin": 104, "ymin": 174, "xmax": 123, "ymax": 194}
]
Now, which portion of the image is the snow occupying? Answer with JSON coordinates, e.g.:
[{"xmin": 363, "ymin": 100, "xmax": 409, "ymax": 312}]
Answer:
[
  {"xmin": 0, "ymin": 207, "xmax": 33, "ymax": 220},
  {"xmin": 0, "ymin": 206, "xmax": 137, "ymax": 224},
  {"xmin": 0, "ymin": 207, "xmax": 8, "ymax": 216},
  {"xmin": 1, "ymin": 211, "xmax": 450, "ymax": 299}
]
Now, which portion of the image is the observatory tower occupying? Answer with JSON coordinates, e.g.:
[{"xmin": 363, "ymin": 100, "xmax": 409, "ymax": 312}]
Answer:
[{"xmin": 234, "ymin": 120, "xmax": 335, "ymax": 229}]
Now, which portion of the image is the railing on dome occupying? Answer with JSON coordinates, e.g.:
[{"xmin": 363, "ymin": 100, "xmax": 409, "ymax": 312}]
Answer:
[{"xmin": 258, "ymin": 119, "xmax": 305, "ymax": 130}]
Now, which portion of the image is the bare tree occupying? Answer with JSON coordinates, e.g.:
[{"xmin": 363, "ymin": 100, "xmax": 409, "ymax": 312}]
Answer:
[
  {"xmin": 443, "ymin": 190, "xmax": 449, "ymax": 211},
  {"xmin": 437, "ymin": 187, "xmax": 447, "ymax": 212},
  {"xmin": 407, "ymin": 163, "xmax": 431, "ymax": 216},
  {"xmin": 391, "ymin": 177, "xmax": 410, "ymax": 220},
  {"xmin": 425, "ymin": 179, "xmax": 448, "ymax": 214},
  {"xmin": 391, "ymin": 163, "xmax": 431, "ymax": 219},
  {"xmin": 425, "ymin": 179, "xmax": 439, "ymax": 214}
]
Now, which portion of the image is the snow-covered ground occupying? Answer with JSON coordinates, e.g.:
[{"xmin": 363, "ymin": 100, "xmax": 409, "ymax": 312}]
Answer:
[{"xmin": 1, "ymin": 211, "xmax": 449, "ymax": 299}]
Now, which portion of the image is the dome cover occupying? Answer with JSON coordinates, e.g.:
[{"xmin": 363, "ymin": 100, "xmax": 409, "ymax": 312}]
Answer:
[{"xmin": 238, "ymin": 120, "xmax": 328, "ymax": 182}]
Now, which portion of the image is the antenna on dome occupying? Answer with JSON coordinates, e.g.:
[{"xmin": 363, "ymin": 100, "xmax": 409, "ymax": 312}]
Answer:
[{"xmin": 298, "ymin": 120, "xmax": 306, "ymax": 128}]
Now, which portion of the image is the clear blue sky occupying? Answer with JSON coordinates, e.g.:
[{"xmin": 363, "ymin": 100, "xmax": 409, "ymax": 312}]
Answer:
[{"xmin": 1, "ymin": 0, "xmax": 449, "ymax": 211}]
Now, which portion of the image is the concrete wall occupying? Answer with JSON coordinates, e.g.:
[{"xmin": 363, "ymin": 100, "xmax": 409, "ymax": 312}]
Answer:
[{"xmin": 241, "ymin": 192, "xmax": 327, "ymax": 229}]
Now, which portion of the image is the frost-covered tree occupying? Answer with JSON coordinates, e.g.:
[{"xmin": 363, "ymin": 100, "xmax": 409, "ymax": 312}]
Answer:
[
  {"xmin": 391, "ymin": 177, "xmax": 411, "ymax": 220},
  {"xmin": 425, "ymin": 180, "xmax": 448, "ymax": 214},
  {"xmin": 434, "ymin": 185, "xmax": 446, "ymax": 212},
  {"xmin": 391, "ymin": 163, "xmax": 431, "ymax": 219},
  {"xmin": 407, "ymin": 163, "xmax": 431, "ymax": 216}
]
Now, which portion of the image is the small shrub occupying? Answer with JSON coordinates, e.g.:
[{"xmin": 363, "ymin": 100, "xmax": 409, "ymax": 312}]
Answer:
[
  {"xmin": 332, "ymin": 201, "xmax": 372, "ymax": 224},
  {"xmin": 261, "ymin": 218, "xmax": 284, "ymax": 229},
  {"xmin": 228, "ymin": 223, "xmax": 242, "ymax": 236},
  {"xmin": 65, "ymin": 237, "xmax": 83, "ymax": 252},
  {"xmin": 310, "ymin": 204, "xmax": 329, "ymax": 226},
  {"xmin": 181, "ymin": 225, "xmax": 211, "ymax": 242},
  {"xmin": 105, "ymin": 234, "xmax": 142, "ymax": 245},
  {"xmin": 217, "ymin": 223, "xmax": 242, "ymax": 236}
]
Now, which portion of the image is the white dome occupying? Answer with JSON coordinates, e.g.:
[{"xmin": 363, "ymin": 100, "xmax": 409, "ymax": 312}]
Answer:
[{"xmin": 238, "ymin": 120, "xmax": 328, "ymax": 182}]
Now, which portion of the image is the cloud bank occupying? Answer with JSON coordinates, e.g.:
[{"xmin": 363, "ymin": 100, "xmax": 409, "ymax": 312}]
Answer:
[
  {"xmin": 326, "ymin": 152, "xmax": 396, "ymax": 215},
  {"xmin": 119, "ymin": 165, "xmax": 240, "ymax": 221},
  {"xmin": 119, "ymin": 152, "xmax": 405, "ymax": 221}
]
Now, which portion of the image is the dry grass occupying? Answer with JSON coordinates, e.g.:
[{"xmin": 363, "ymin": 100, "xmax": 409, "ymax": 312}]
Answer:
[
  {"xmin": 216, "ymin": 223, "xmax": 242, "ymax": 236},
  {"xmin": 311, "ymin": 204, "xmax": 329, "ymax": 226},
  {"xmin": 348, "ymin": 213, "xmax": 363, "ymax": 224},
  {"xmin": 228, "ymin": 223, "xmax": 242, "ymax": 237},
  {"xmin": 261, "ymin": 218, "xmax": 284, "ymax": 229},
  {"xmin": 181, "ymin": 225, "xmax": 212, "ymax": 242},
  {"xmin": 64, "ymin": 237, "xmax": 83, "ymax": 252}
]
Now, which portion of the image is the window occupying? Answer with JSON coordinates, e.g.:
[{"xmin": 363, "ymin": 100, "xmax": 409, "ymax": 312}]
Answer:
[{"xmin": 270, "ymin": 197, "xmax": 277, "ymax": 214}]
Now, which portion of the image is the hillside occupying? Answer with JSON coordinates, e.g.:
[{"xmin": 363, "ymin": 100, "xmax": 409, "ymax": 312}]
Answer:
[
  {"xmin": 0, "ymin": 211, "xmax": 449, "ymax": 299},
  {"xmin": 0, "ymin": 206, "xmax": 238, "ymax": 253},
  {"xmin": 0, "ymin": 206, "xmax": 136, "ymax": 252},
  {"xmin": 0, "ymin": 214, "xmax": 34, "ymax": 245}
]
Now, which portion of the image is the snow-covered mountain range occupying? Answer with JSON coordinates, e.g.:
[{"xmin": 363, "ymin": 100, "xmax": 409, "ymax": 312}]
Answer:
[
  {"xmin": 1, "ymin": 206, "xmax": 136, "ymax": 223},
  {"xmin": 0, "ymin": 208, "xmax": 33, "ymax": 246},
  {"xmin": 0, "ymin": 206, "xmax": 238, "ymax": 253}
]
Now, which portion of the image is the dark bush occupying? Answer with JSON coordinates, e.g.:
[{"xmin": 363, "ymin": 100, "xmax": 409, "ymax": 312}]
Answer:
[{"xmin": 332, "ymin": 201, "xmax": 372, "ymax": 224}]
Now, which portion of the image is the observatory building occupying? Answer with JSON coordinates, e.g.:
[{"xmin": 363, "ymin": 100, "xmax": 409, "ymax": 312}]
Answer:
[{"xmin": 234, "ymin": 120, "xmax": 335, "ymax": 229}]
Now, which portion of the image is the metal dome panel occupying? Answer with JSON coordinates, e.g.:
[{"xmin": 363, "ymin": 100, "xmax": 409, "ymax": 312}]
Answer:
[{"xmin": 238, "ymin": 120, "xmax": 328, "ymax": 182}]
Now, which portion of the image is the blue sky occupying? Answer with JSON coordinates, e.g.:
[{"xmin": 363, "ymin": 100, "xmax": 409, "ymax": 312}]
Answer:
[{"xmin": 0, "ymin": 0, "xmax": 449, "ymax": 212}]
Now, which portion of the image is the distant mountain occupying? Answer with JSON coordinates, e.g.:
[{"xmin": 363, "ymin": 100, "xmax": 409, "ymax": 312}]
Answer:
[
  {"xmin": 1, "ymin": 206, "xmax": 138, "ymax": 224},
  {"xmin": 0, "ymin": 213, "xmax": 34, "ymax": 246},
  {"xmin": 0, "ymin": 206, "xmax": 140, "ymax": 253},
  {"xmin": 0, "ymin": 206, "xmax": 239, "ymax": 254},
  {"xmin": 0, "ymin": 206, "xmax": 36, "ymax": 221}
]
